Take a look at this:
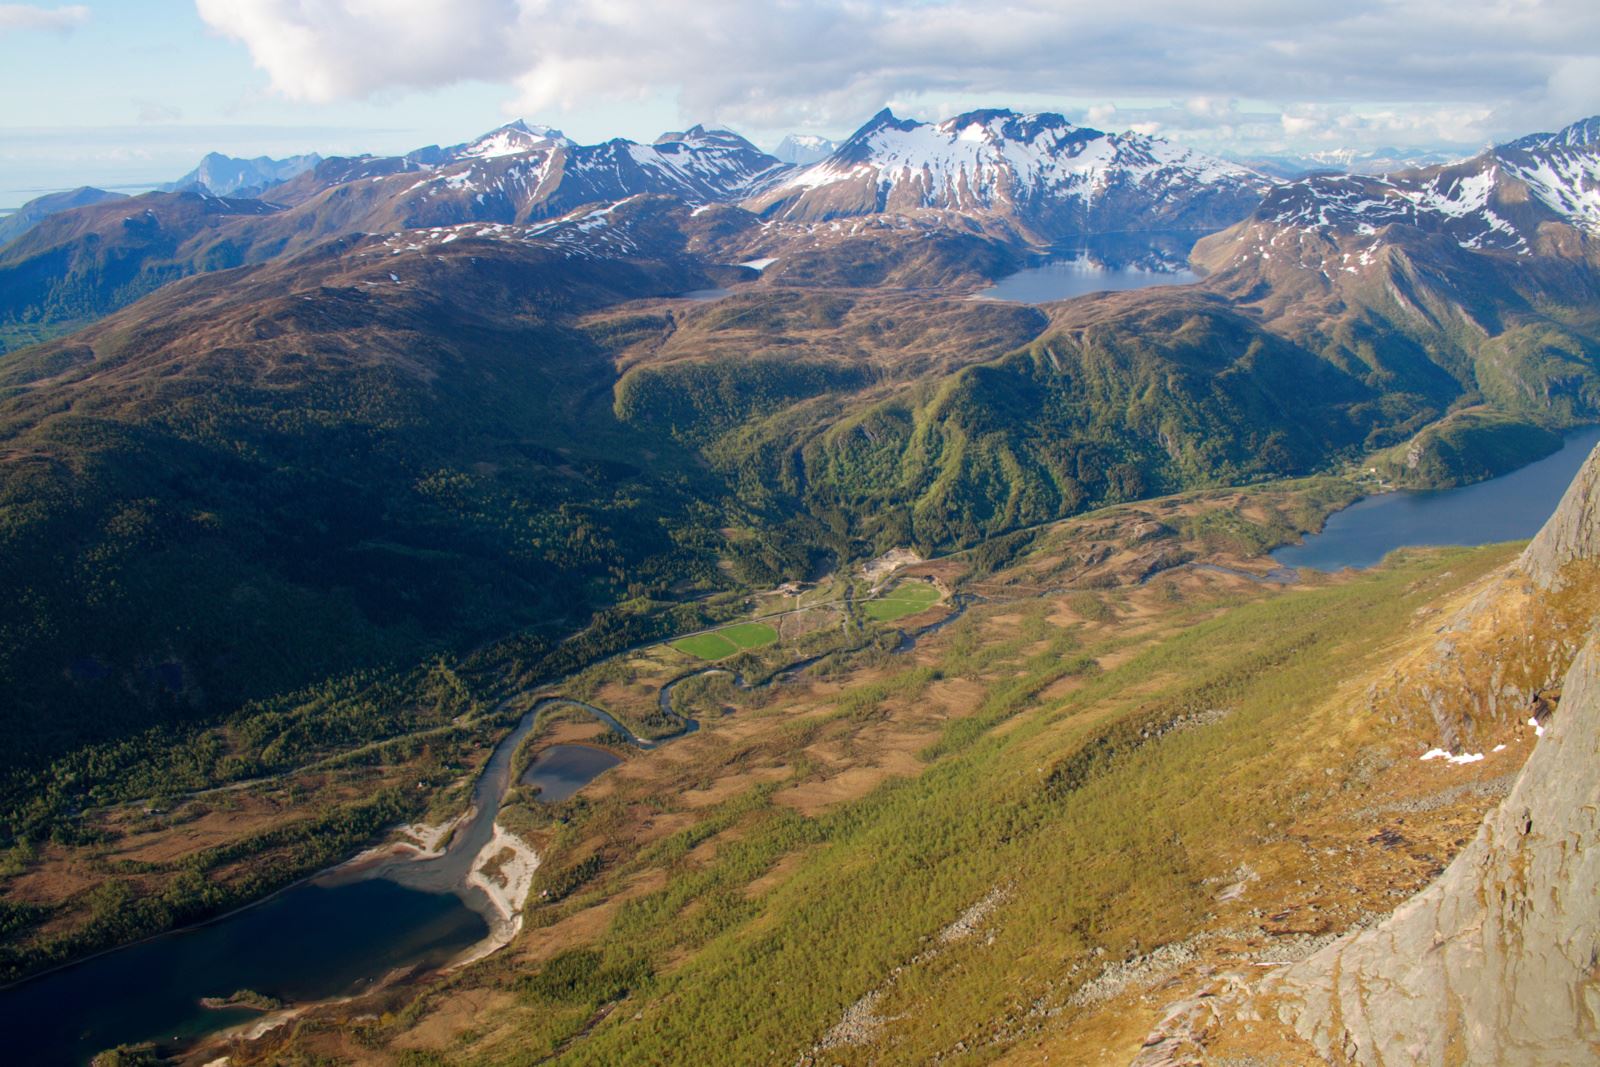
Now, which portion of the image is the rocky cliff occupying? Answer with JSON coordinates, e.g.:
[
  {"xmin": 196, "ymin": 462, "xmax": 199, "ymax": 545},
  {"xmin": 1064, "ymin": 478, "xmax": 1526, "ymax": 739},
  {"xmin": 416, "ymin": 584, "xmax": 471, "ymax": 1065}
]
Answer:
[
  {"xmin": 1521, "ymin": 443, "xmax": 1600, "ymax": 590},
  {"xmin": 1267, "ymin": 444, "xmax": 1600, "ymax": 1065}
]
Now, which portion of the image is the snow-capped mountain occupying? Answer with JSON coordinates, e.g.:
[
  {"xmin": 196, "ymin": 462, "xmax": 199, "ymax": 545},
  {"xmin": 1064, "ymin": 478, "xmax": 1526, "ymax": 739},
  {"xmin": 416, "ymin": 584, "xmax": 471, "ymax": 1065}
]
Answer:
[
  {"xmin": 642, "ymin": 125, "xmax": 792, "ymax": 199},
  {"xmin": 774, "ymin": 134, "xmax": 840, "ymax": 166},
  {"xmin": 745, "ymin": 109, "xmax": 1271, "ymax": 241},
  {"xmin": 1216, "ymin": 115, "xmax": 1600, "ymax": 258},
  {"xmin": 163, "ymin": 152, "xmax": 322, "ymax": 196},
  {"xmin": 405, "ymin": 120, "xmax": 574, "ymax": 166},
  {"xmin": 1497, "ymin": 117, "xmax": 1600, "ymax": 233},
  {"xmin": 384, "ymin": 123, "xmax": 789, "ymax": 227},
  {"xmin": 270, "ymin": 121, "xmax": 791, "ymax": 231}
]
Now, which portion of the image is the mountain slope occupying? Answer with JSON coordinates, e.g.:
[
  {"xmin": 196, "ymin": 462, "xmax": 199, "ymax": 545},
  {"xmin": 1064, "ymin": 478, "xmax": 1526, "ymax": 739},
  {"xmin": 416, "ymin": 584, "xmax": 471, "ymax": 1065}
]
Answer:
[
  {"xmin": 0, "ymin": 186, "xmax": 125, "ymax": 250},
  {"xmin": 0, "ymin": 208, "xmax": 732, "ymax": 771},
  {"xmin": 0, "ymin": 189, "xmax": 284, "ymax": 350},
  {"xmin": 1189, "ymin": 116, "xmax": 1600, "ymax": 435}
]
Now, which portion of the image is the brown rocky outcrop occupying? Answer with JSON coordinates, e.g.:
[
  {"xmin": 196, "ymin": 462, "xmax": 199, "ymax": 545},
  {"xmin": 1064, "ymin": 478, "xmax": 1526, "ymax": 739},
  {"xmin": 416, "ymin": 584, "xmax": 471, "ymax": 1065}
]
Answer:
[{"xmin": 1370, "ymin": 443, "xmax": 1600, "ymax": 751}]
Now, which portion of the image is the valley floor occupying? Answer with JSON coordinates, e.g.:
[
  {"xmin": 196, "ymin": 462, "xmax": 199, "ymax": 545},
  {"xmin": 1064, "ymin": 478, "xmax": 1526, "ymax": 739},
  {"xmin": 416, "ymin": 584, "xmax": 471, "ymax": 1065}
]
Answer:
[{"xmin": 183, "ymin": 479, "xmax": 1539, "ymax": 1066}]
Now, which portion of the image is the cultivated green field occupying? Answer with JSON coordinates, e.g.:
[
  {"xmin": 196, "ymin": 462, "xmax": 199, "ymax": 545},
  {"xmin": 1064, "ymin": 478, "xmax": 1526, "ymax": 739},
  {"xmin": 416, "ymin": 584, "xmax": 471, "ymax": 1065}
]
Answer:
[
  {"xmin": 864, "ymin": 580, "xmax": 942, "ymax": 621},
  {"xmin": 671, "ymin": 622, "xmax": 780, "ymax": 660}
]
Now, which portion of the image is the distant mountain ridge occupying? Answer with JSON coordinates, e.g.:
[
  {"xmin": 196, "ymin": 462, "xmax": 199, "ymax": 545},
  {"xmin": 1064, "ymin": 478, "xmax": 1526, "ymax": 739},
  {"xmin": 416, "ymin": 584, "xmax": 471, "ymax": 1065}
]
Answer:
[
  {"xmin": 162, "ymin": 151, "xmax": 323, "ymax": 197},
  {"xmin": 1229, "ymin": 146, "xmax": 1470, "ymax": 180},
  {"xmin": 774, "ymin": 133, "xmax": 840, "ymax": 165}
]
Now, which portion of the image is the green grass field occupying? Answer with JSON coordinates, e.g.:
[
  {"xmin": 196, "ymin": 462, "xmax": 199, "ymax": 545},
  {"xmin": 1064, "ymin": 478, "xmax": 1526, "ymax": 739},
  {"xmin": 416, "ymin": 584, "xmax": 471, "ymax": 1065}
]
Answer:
[
  {"xmin": 864, "ymin": 581, "xmax": 942, "ymax": 621},
  {"xmin": 671, "ymin": 622, "xmax": 779, "ymax": 660}
]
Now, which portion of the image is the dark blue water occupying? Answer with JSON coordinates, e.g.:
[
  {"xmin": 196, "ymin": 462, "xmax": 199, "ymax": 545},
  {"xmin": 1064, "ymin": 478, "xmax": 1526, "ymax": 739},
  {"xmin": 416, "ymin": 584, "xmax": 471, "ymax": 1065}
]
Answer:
[
  {"xmin": 1273, "ymin": 427, "xmax": 1600, "ymax": 571},
  {"xmin": 0, "ymin": 879, "xmax": 487, "ymax": 1064},
  {"xmin": 522, "ymin": 744, "xmax": 621, "ymax": 803},
  {"xmin": 0, "ymin": 709, "xmax": 545, "ymax": 1065}
]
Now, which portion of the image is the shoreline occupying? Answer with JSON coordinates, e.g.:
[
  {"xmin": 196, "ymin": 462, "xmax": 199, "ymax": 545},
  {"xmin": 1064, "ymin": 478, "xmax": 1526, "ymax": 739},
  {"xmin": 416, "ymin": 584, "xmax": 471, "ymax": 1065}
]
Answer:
[{"xmin": 222, "ymin": 819, "xmax": 541, "ymax": 1050}]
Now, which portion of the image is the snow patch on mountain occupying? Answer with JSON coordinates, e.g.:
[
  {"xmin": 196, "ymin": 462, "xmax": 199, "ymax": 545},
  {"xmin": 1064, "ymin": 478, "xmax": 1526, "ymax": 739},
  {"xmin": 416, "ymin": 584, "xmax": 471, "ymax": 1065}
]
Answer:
[
  {"xmin": 1245, "ymin": 115, "xmax": 1600, "ymax": 253},
  {"xmin": 458, "ymin": 120, "xmax": 570, "ymax": 160}
]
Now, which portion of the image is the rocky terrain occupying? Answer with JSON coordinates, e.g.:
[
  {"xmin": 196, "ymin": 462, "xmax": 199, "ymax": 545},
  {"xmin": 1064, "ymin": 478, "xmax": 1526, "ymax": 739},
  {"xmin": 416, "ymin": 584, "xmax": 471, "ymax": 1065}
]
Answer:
[
  {"xmin": 1263, "ymin": 443, "xmax": 1600, "ymax": 1064},
  {"xmin": 1110, "ymin": 443, "xmax": 1600, "ymax": 1066}
]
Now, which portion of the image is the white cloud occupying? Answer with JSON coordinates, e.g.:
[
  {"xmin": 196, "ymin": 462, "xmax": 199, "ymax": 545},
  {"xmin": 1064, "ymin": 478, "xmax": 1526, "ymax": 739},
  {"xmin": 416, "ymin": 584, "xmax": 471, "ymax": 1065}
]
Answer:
[
  {"xmin": 194, "ymin": 0, "xmax": 526, "ymax": 102},
  {"xmin": 0, "ymin": 3, "xmax": 89, "ymax": 32},
  {"xmin": 193, "ymin": 0, "xmax": 1600, "ymax": 150}
]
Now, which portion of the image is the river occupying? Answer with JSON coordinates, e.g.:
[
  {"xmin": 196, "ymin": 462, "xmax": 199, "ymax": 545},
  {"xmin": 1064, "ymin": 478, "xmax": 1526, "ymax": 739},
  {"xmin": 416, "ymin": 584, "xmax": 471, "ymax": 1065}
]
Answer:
[{"xmin": 3, "ymin": 578, "xmax": 969, "ymax": 1062}]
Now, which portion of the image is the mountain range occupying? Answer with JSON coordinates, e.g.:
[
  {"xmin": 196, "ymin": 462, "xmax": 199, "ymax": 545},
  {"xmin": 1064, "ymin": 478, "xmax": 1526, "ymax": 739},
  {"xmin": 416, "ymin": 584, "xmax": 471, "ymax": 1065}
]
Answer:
[
  {"xmin": 0, "ymin": 108, "xmax": 1268, "ymax": 346},
  {"xmin": 1, "ymin": 107, "xmax": 1596, "ymax": 757}
]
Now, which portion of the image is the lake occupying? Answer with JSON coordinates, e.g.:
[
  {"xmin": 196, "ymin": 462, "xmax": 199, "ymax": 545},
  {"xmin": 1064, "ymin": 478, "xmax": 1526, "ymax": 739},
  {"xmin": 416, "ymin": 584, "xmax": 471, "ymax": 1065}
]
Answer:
[
  {"xmin": 0, "ymin": 878, "xmax": 487, "ymax": 1064},
  {"xmin": 973, "ymin": 231, "xmax": 1202, "ymax": 303},
  {"xmin": 0, "ymin": 709, "xmax": 542, "ymax": 1064},
  {"xmin": 1272, "ymin": 426, "xmax": 1600, "ymax": 571},
  {"xmin": 522, "ymin": 744, "xmax": 622, "ymax": 803}
]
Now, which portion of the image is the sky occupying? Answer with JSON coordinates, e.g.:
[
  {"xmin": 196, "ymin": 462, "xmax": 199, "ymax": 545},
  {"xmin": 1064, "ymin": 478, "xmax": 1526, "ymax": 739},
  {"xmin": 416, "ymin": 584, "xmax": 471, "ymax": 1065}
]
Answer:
[{"xmin": 2, "ymin": 0, "xmax": 1598, "ymax": 210}]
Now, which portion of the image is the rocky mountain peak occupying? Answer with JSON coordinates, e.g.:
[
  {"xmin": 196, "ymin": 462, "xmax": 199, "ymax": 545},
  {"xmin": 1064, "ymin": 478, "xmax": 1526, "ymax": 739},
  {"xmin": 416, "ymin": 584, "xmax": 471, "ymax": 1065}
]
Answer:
[{"xmin": 1504, "ymin": 113, "xmax": 1600, "ymax": 152}]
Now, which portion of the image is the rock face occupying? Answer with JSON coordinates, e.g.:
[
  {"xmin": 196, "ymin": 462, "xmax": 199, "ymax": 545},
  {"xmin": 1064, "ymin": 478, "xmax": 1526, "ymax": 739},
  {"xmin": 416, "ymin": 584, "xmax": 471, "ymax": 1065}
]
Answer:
[
  {"xmin": 1270, "ymin": 444, "xmax": 1600, "ymax": 1065},
  {"xmin": 1521, "ymin": 442, "xmax": 1600, "ymax": 589}
]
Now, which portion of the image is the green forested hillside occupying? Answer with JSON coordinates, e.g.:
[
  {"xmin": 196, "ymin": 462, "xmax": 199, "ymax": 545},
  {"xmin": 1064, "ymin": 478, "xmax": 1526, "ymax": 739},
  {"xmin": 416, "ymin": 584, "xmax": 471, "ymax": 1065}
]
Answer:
[{"xmin": 0, "ymin": 237, "xmax": 732, "ymax": 787}]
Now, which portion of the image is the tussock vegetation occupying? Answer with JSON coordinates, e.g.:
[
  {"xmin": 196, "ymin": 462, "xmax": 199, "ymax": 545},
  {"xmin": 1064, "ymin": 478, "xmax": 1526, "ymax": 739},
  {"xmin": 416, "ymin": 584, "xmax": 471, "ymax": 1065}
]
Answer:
[{"xmin": 293, "ymin": 539, "xmax": 1513, "ymax": 1067}]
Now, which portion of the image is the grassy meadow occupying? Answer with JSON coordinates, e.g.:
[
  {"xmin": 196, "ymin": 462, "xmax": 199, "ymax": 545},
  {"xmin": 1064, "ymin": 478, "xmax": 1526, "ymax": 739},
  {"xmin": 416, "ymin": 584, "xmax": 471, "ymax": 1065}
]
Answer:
[
  {"xmin": 670, "ymin": 622, "xmax": 781, "ymax": 661},
  {"xmin": 863, "ymin": 580, "xmax": 943, "ymax": 621}
]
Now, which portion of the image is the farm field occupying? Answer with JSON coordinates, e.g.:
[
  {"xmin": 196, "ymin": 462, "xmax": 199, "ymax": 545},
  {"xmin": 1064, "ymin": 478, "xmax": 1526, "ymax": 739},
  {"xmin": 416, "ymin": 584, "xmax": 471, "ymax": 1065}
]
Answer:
[
  {"xmin": 864, "ymin": 580, "xmax": 942, "ymax": 621},
  {"xmin": 671, "ymin": 621, "xmax": 780, "ymax": 660}
]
